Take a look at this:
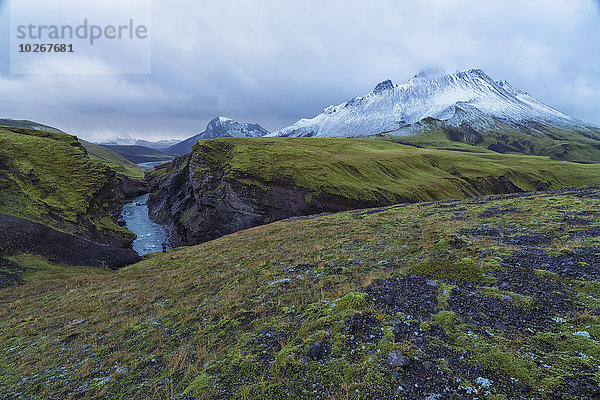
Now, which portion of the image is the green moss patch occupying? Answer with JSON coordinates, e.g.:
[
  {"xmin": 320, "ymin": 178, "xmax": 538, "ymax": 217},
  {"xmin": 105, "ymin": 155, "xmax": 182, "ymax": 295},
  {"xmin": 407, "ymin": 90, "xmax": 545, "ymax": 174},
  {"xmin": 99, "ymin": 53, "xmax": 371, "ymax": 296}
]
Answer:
[
  {"xmin": 189, "ymin": 137, "xmax": 600, "ymax": 204},
  {"xmin": 406, "ymin": 259, "xmax": 490, "ymax": 282}
]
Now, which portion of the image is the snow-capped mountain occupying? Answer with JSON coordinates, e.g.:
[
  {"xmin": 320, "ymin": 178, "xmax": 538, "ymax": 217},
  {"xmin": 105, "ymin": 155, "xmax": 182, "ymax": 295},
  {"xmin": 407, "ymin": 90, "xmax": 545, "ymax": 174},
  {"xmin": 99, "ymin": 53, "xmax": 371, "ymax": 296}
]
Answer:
[
  {"xmin": 166, "ymin": 117, "xmax": 269, "ymax": 156},
  {"xmin": 269, "ymin": 69, "xmax": 597, "ymax": 139}
]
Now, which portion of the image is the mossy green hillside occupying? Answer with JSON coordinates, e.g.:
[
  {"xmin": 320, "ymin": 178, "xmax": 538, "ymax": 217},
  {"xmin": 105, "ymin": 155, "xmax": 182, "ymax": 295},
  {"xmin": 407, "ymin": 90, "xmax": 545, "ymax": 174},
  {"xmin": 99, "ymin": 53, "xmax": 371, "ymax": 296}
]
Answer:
[
  {"xmin": 101, "ymin": 144, "xmax": 173, "ymax": 164},
  {"xmin": 188, "ymin": 137, "xmax": 600, "ymax": 203},
  {"xmin": 377, "ymin": 117, "xmax": 600, "ymax": 163},
  {"xmin": 80, "ymin": 139, "xmax": 146, "ymax": 179},
  {"xmin": 0, "ymin": 127, "xmax": 133, "ymax": 244},
  {"xmin": 1, "ymin": 186, "xmax": 599, "ymax": 399},
  {"xmin": 0, "ymin": 119, "xmax": 64, "ymax": 133}
]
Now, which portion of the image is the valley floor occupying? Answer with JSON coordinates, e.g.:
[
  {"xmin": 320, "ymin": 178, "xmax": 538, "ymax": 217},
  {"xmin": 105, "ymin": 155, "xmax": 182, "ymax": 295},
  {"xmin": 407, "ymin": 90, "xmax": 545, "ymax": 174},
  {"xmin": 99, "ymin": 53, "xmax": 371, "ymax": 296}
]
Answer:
[{"xmin": 0, "ymin": 186, "xmax": 599, "ymax": 399}]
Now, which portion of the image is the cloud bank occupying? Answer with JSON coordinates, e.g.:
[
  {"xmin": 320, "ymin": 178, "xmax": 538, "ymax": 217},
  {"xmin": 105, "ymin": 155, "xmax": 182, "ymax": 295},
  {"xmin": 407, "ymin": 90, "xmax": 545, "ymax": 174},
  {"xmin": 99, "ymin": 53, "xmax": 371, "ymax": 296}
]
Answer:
[{"xmin": 0, "ymin": 0, "xmax": 599, "ymax": 141}]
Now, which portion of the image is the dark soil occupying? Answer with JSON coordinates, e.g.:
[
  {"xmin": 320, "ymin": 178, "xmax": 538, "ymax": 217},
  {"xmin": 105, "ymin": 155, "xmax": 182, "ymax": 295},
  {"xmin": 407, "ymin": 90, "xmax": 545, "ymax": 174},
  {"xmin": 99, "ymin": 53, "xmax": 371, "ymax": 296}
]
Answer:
[
  {"xmin": 367, "ymin": 275, "xmax": 440, "ymax": 320},
  {"xmin": 365, "ymin": 276, "xmax": 525, "ymax": 399},
  {"xmin": 0, "ymin": 257, "xmax": 27, "ymax": 289},
  {"xmin": 0, "ymin": 213, "xmax": 140, "ymax": 287},
  {"xmin": 503, "ymin": 249, "xmax": 600, "ymax": 281},
  {"xmin": 356, "ymin": 186, "xmax": 600, "ymax": 399}
]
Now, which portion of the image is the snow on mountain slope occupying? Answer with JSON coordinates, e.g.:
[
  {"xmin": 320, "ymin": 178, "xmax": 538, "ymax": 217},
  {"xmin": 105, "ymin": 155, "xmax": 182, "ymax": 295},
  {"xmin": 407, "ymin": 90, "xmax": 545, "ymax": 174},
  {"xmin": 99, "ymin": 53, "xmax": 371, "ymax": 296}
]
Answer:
[
  {"xmin": 269, "ymin": 69, "xmax": 591, "ymax": 138},
  {"xmin": 166, "ymin": 117, "xmax": 269, "ymax": 156},
  {"xmin": 201, "ymin": 117, "xmax": 269, "ymax": 139}
]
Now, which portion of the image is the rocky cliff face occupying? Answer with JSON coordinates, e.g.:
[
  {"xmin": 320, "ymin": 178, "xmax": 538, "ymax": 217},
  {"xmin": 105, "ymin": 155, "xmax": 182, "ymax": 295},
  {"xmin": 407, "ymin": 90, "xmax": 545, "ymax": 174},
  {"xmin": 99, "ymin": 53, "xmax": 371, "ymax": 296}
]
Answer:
[
  {"xmin": 146, "ymin": 144, "xmax": 384, "ymax": 246},
  {"xmin": 119, "ymin": 174, "xmax": 148, "ymax": 198},
  {"xmin": 82, "ymin": 167, "xmax": 136, "ymax": 248},
  {"xmin": 145, "ymin": 138, "xmax": 600, "ymax": 247}
]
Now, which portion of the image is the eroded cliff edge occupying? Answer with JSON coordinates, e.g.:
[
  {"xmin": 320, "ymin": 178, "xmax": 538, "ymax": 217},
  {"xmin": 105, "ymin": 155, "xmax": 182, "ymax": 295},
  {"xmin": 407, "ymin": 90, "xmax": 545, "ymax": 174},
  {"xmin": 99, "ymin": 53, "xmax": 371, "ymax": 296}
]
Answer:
[
  {"xmin": 0, "ymin": 127, "xmax": 136, "ymax": 248},
  {"xmin": 146, "ymin": 142, "xmax": 386, "ymax": 246},
  {"xmin": 146, "ymin": 138, "xmax": 600, "ymax": 247}
]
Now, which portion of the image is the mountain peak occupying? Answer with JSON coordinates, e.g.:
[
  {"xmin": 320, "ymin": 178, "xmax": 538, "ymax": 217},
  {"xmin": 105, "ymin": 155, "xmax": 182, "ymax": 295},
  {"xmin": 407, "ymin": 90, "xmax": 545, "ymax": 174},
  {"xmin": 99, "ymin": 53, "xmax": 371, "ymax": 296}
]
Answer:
[
  {"xmin": 467, "ymin": 68, "xmax": 485, "ymax": 76},
  {"xmin": 452, "ymin": 68, "xmax": 495, "ymax": 84},
  {"xmin": 373, "ymin": 80, "xmax": 394, "ymax": 94},
  {"xmin": 207, "ymin": 116, "xmax": 234, "ymax": 127},
  {"xmin": 412, "ymin": 66, "xmax": 447, "ymax": 80},
  {"xmin": 166, "ymin": 117, "xmax": 269, "ymax": 156},
  {"xmin": 205, "ymin": 116, "xmax": 268, "ymax": 137}
]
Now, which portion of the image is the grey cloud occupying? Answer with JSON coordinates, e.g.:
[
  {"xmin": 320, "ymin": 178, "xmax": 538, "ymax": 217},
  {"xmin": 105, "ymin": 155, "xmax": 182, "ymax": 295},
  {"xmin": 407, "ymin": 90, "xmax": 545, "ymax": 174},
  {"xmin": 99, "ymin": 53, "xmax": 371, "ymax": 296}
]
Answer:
[{"xmin": 0, "ymin": 0, "xmax": 599, "ymax": 140}]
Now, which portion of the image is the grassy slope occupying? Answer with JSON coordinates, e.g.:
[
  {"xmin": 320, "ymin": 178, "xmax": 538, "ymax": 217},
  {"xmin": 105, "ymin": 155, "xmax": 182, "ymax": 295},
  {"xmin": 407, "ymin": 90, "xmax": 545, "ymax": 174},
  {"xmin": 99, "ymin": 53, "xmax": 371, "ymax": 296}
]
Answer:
[
  {"xmin": 101, "ymin": 144, "xmax": 174, "ymax": 164},
  {"xmin": 1, "ymin": 187, "xmax": 599, "ymax": 398},
  {"xmin": 80, "ymin": 139, "xmax": 146, "ymax": 179},
  {"xmin": 190, "ymin": 137, "xmax": 600, "ymax": 203},
  {"xmin": 0, "ymin": 119, "xmax": 64, "ymax": 133},
  {"xmin": 0, "ymin": 126, "xmax": 132, "ymax": 241},
  {"xmin": 377, "ymin": 119, "xmax": 600, "ymax": 163}
]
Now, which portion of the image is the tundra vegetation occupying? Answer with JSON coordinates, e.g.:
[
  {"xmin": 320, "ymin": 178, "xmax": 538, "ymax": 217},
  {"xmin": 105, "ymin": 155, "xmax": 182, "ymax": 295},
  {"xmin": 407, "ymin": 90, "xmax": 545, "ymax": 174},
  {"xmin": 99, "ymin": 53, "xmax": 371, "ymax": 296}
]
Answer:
[{"xmin": 1, "ymin": 185, "xmax": 599, "ymax": 399}]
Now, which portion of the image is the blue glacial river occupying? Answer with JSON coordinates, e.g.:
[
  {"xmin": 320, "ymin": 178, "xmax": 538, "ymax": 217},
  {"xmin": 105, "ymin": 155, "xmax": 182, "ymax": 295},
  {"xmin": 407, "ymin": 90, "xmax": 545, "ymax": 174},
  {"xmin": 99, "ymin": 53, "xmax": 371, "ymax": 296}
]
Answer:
[{"xmin": 122, "ymin": 193, "xmax": 168, "ymax": 255}]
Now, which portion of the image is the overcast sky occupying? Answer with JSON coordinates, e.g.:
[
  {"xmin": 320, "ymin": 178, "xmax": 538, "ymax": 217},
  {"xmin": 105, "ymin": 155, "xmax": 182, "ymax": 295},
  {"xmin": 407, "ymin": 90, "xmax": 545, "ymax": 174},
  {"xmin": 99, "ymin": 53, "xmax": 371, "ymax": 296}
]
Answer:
[{"xmin": 0, "ymin": 0, "xmax": 599, "ymax": 141}]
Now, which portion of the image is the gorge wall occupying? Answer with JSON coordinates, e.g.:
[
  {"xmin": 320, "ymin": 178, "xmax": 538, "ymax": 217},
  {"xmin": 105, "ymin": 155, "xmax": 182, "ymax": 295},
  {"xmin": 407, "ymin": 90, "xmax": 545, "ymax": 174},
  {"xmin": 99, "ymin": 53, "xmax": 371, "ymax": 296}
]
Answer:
[
  {"xmin": 146, "ymin": 138, "xmax": 600, "ymax": 247},
  {"xmin": 146, "ymin": 147, "xmax": 385, "ymax": 246}
]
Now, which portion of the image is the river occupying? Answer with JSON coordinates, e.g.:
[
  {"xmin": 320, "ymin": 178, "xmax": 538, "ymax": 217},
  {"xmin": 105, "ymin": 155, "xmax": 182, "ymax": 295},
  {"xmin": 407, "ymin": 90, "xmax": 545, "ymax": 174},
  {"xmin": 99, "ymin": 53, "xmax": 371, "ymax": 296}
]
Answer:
[
  {"xmin": 121, "ymin": 193, "xmax": 168, "ymax": 255},
  {"xmin": 136, "ymin": 161, "xmax": 169, "ymax": 168}
]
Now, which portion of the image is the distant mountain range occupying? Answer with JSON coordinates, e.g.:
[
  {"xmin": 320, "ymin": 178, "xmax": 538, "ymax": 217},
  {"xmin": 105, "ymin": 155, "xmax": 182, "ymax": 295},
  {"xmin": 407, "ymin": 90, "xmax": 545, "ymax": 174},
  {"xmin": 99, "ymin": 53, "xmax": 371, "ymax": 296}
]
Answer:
[
  {"xmin": 95, "ymin": 117, "xmax": 269, "ymax": 162},
  {"xmin": 99, "ymin": 145, "xmax": 174, "ymax": 164},
  {"xmin": 98, "ymin": 138, "xmax": 181, "ymax": 150}
]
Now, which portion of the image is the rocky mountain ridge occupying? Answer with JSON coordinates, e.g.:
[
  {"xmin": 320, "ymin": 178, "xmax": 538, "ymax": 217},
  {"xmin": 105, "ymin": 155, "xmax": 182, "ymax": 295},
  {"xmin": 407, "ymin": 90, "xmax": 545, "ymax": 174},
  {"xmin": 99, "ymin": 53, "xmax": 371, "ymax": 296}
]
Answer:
[
  {"xmin": 165, "ymin": 116, "xmax": 269, "ymax": 156},
  {"xmin": 270, "ymin": 68, "xmax": 598, "ymax": 138}
]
